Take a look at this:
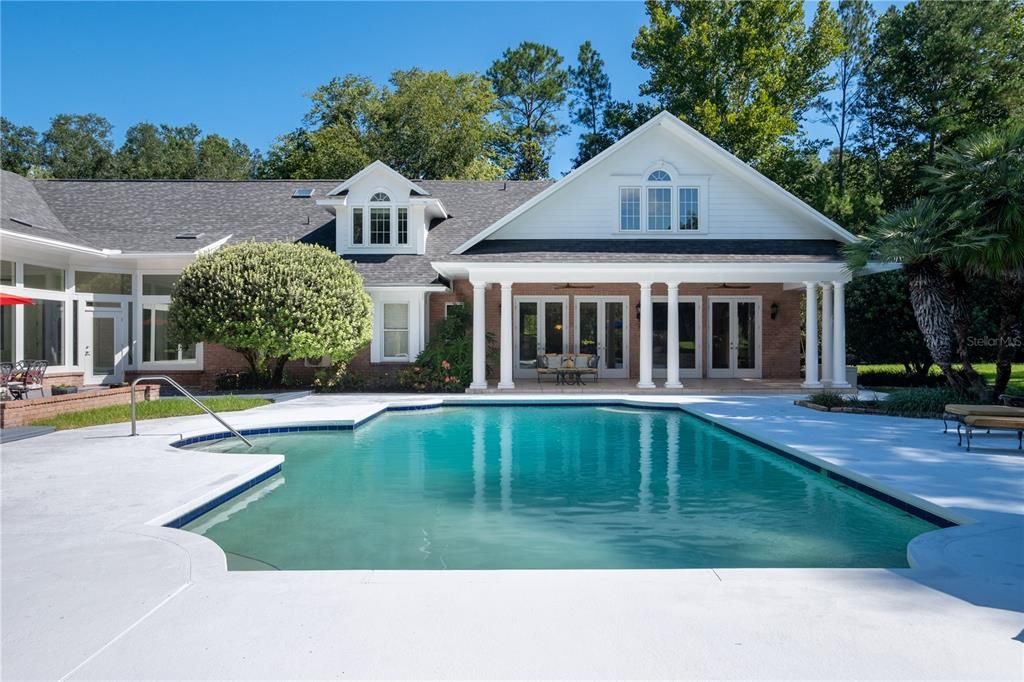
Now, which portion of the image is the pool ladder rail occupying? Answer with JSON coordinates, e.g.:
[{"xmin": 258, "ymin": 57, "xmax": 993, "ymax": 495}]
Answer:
[{"xmin": 129, "ymin": 375, "xmax": 254, "ymax": 447}]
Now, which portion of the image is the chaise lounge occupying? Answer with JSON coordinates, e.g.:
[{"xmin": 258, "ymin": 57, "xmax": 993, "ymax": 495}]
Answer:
[{"xmin": 944, "ymin": 403, "xmax": 1024, "ymax": 451}]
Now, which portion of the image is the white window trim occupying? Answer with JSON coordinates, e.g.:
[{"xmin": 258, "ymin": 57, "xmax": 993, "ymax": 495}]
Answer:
[
  {"xmin": 136, "ymin": 270, "xmax": 203, "ymax": 371},
  {"xmin": 348, "ymin": 187, "xmax": 413, "ymax": 250},
  {"xmin": 617, "ymin": 174, "xmax": 710, "ymax": 236},
  {"xmin": 138, "ymin": 302, "xmax": 200, "ymax": 366},
  {"xmin": 381, "ymin": 302, "xmax": 410, "ymax": 362},
  {"xmin": 368, "ymin": 288, "xmax": 427, "ymax": 364},
  {"xmin": 444, "ymin": 301, "xmax": 464, "ymax": 318}
]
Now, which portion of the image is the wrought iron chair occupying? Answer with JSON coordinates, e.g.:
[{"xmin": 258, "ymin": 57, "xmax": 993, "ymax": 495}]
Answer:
[{"xmin": 7, "ymin": 360, "xmax": 47, "ymax": 399}]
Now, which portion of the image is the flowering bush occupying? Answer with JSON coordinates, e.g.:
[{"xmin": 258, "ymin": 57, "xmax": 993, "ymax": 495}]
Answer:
[{"xmin": 399, "ymin": 305, "xmax": 474, "ymax": 392}]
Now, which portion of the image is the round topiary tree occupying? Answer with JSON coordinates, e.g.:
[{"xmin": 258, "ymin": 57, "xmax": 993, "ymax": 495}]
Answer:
[{"xmin": 168, "ymin": 242, "xmax": 373, "ymax": 387}]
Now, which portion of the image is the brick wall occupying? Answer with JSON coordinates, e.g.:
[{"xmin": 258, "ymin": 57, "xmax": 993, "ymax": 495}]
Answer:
[
  {"xmin": 0, "ymin": 384, "xmax": 159, "ymax": 428},
  {"xmin": 177, "ymin": 281, "xmax": 803, "ymax": 385},
  {"xmin": 126, "ymin": 344, "xmax": 329, "ymax": 390},
  {"xmin": 426, "ymin": 281, "xmax": 802, "ymax": 380}
]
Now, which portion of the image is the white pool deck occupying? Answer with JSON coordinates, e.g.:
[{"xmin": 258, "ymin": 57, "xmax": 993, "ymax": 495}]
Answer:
[{"xmin": 2, "ymin": 392, "xmax": 1022, "ymax": 680}]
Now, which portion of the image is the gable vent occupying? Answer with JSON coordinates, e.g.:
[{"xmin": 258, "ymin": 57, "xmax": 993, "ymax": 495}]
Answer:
[{"xmin": 292, "ymin": 188, "xmax": 315, "ymax": 198}]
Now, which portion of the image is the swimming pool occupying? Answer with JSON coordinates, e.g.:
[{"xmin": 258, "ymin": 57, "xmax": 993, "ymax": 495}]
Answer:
[{"xmin": 183, "ymin": 405, "xmax": 939, "ymax": 570}]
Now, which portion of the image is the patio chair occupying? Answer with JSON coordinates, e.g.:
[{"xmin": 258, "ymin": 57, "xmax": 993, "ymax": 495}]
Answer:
[
  {"xmin": 0, "ymin": 362, "xmax": 15, "ymax": 400},
  {"xmin": 7, "ymin": 360, "xmax": 47, "ymax": 399},
  {"xmin": 536, "ymin": 354, "xmax": 561, "ymax": 383},
  {"xmin": 573, "ymin": 354, "xmax": 600, "ymax": 383}
]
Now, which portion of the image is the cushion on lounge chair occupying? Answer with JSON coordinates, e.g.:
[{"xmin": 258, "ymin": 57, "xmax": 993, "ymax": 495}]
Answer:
[{"xmin": 944, "ymin": 404, "xmax": 1024, "ymax": 419}]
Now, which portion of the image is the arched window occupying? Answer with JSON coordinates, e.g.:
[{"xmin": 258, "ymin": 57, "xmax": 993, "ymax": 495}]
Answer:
[
  {"xmin": 370, "ymin": 192, "xmax": 391, "ymax": 202},
  {"xmin": 647, "ymin": 170, "xmax": 671, "ymax": 182}
]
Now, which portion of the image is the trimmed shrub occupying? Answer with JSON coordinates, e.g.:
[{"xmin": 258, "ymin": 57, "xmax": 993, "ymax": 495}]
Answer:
[
  {"xmin": 169, "ymin": 242, "xmax": 373, "ymax": 387},
  {"xmin": 858, "ymin": 369, "xmax": 946, "ymax": 388},
  {"xmin": 808, "ymin": 391, "xmax": 846, "ymax": 409},
  {"xmin": 881, "ymin": 387, "xmax": 968, "ymax": 417}
]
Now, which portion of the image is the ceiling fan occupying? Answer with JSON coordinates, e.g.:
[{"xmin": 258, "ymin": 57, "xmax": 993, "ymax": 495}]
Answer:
[
  {"xmin": 554, "ymin": 283, "xmax": 595, "ymax": 289},
  {"xmin": 709, "ymin": 283, "xmax": 752, "ymax": 289}
]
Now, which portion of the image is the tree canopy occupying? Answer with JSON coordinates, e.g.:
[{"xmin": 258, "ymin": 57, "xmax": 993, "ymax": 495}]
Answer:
[{"xmin": 632, "ymin": 0, "xmax": 842, "ymax": 167}]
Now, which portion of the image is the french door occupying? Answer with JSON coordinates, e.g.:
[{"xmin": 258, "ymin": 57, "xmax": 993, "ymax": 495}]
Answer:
[
  {"xmin": 573, "ymin": 296, "xmax": 629, "ymax": 379},
  {"xmin": 707, "ymin": 297, "xmax": 761, "ymax": 378},
  {"xmin": 81, "ymin": 302, "xmax": 128, "ymax": 384},
  {"xmin": 514, "ymin": 296, "xmax": 568, "ymax": 379},
  {"xmin": 652, "ymin": 296, "xmax": 702, "ymax": 380}
]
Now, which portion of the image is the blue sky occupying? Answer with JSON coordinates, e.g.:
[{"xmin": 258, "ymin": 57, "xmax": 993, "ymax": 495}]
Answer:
[{"xmin": 1, "ymin": 1, "xmax": 897, "ymax": 177}]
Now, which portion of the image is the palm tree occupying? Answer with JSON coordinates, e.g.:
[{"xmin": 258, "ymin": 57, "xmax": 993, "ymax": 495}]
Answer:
[
  {"xmin": 925, "ymin": 123, "xmax": 1024, "ymax": 398},
  {"xmin": 844, "ymin": 198, "xmax": 993, "ymax": 396}
]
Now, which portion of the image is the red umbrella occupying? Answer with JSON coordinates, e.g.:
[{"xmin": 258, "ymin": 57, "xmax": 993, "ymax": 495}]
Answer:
[{"xmin": 0, "ymin": 293, "xmax": 34, "ymax": 306}]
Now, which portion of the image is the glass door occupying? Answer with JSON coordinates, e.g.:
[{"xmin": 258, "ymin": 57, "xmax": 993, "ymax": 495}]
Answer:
[
  {"xmin": 707, "ymin": 297, "xmax": 761, "ymax": 378},
  {"xmin": 652, "ymin": 297, "xmax": 701, "ymax": 379},
  {"xmin": 514, "ymin": 297, "xmax": 567, "ymax": 378},
  {"xmin": 574, "ymin": 297, "xmax": 629, "ymax": 378},
  {"xmin": 82, "ymin": 303, "xmax": 127, "ymax": 384}
]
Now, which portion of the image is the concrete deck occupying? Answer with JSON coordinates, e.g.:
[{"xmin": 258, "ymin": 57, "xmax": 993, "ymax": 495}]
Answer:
[{"xmin": 2, "ymin": 393, "xmax": 1022, "ymax": 680}]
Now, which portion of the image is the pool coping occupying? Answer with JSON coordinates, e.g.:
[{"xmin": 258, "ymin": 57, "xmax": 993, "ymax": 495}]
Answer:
[{"xmin": 160, "ymin": 396, "xmax": 967, "ymax": 536}]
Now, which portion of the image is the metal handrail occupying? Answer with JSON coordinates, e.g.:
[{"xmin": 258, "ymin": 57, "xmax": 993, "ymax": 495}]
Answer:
[{"xmin": 130, "ymin": 375, "xmax": 253, "ymax": 447}]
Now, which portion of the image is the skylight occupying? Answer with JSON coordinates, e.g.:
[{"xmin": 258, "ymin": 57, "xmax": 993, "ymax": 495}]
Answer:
[
  {"xmin": 175, "ymin": 232, "xmax": 205, "ymax": 240},
  {"xmin": 292, "ymin": 188, "xmax": 315, "ymax": 198}
]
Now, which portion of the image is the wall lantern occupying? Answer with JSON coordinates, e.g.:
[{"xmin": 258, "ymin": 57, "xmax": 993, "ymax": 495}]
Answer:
[
  {"xmin": 770, "ymin": 302, "xmax": 779, "ymax": 320},
  {"xmin": 635, "ymin": 303, "xmax": 641, "ymax": 320}
]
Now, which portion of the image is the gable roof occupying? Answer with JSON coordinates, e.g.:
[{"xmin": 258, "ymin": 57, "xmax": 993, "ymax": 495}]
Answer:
[
  {"xmin": 453, "ymin": 111, "xmax": 857, "ymax": 254},
  {"xmin": 325, "ymin": 160, "xmax": 430, "ymax": 197}
]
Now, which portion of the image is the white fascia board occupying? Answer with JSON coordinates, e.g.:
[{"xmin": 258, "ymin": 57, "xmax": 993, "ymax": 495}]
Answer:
[
  {"xmin": 1, "ymin": 228, "xmax": 108, "ymax": 256},
  {"xmin": 452, "ymin": 114, "xmax": 667, "ymax": 254},
  {"xmin": 410, "ymin": 196, "xmax": 449, "ymax": 219},
  {"xmin": 326, "ymin": 160, "xmax": 429, "ymax": 197},
  {"xmin": 431, "ymin": 260, "xmax": 852, "ymax": 285},
  {"xmin": 655, "ymin": 116, "xmax": 858, "ymax": 244},
  {"xmin": 196, "ymin": 234, "xmax": 232, "ymax": 254},
  {"xmin": 453, "ymin": 110, "xmax": 857, "ymax": 253},
  {"xmin": 365, "ymin": 284, "xmax": 449, "ymax": 294}
]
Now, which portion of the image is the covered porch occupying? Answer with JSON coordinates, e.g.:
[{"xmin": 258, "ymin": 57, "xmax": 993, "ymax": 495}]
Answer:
[{"xmin": 433, "ymin": 261, "xmax": 854, "ymax": 392}]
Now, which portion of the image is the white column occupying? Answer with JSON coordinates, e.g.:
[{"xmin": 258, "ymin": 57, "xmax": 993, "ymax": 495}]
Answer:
[
  {"xmin": 802, "ymin": 282, "xmax": 821, "ymax": 389},
  {"xmin": 832, "ymin": 281, "xmax": 850, "ymax": 387},
  {"xmin": 637, "ymin": 282, "xmax": 655, "ymax": 389},
  {"xmin": 498, "ymin": 281, "xmax": 515, "ymax": 389},
  {"xmin": 470, "ymin": 281, "xmax": 488, "ymax": 390},
  {"xmin": 665, "ymin": 282, "xmax": 682, "ymax": 388},
  {"xmin": 820, "ymin": 282, "xmax": 833, "ymax": 386}
]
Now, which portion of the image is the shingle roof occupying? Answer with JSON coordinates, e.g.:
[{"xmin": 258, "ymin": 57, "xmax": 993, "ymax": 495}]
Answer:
[
  {"xmin": 1, "ymin": 170, "xmax": 94, "ymax": 248},
  {"xmin": 455, "ymin": 239, "xmax": 845, "ymax": 263},
  {"xmin": 30, "ymin": 177, "xmax": 344, "ymax": 254},
  {"xmin": 1, "ymin": 169, "xmax": 846, "ymax": 286}
]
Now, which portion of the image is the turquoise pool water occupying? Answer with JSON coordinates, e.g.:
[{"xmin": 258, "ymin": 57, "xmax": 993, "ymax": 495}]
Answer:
[{"xmin": 184, "ymin": 406, "xmax": 937, "ymax": 570}]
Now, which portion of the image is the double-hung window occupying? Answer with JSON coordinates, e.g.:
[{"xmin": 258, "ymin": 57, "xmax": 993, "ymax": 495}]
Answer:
[
  {"xmin": 382, "ymin": 303, "xmax": 409, "ymax": 360},
  {"xmin": 352, "ymin": 208, "xmax": 364, "ymax": 244},
  {"xmin": 678, "ymin": 187, "xmax": 699, "ymax": 231},
  {"xmin": 619, "ymin": 187, "xmax": 641, "ymax": 231},
  {"xmin": 351, "ymin": 192, "xmax": 411, "ymax": 247},
  {"xmin": 397, "ymin": 207, "xmax": 409, "ymax": 245},
  {"xmin": 618, "ymin": 170, "xmax": 704, "ymax": 234}
]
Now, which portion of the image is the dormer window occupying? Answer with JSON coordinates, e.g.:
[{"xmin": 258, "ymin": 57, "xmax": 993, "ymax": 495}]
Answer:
[
  {"xmin": 619, "ymin": 168, "xmax": 706, "ymax": 234},
  {"xmin": 350, "ymin": 190, "xmax": 413, "ymax": 248}
]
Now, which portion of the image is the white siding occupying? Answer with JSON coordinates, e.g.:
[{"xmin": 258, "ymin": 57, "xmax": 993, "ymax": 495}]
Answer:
[{"xmin": 493, "ymin": 125, "xmax": 836, "ymax": 241}]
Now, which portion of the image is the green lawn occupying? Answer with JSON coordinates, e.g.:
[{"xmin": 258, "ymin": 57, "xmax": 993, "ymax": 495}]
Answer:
[
  {"xmin": 857, "ymin": 363, "xmax": 1024, "ymax": 391},
  {"xmin": 32, "ymin": 396, "xmax": 270, "ymax": 431}
]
